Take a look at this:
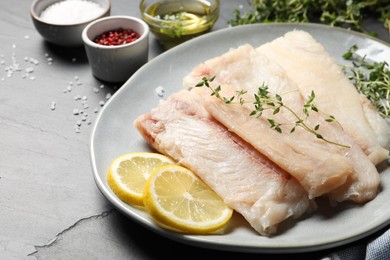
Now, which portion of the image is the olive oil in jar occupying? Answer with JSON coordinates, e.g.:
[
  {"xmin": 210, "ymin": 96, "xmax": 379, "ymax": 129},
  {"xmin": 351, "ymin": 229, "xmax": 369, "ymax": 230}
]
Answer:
[{"xmin": 140, "ymin": 0, "xmax": 219, "ymax": 49}]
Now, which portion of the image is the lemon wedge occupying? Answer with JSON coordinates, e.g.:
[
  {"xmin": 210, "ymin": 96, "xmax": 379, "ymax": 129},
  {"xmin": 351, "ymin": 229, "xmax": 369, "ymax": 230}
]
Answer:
[
  {"xmin": 106, "ymin": 152, "xmax": 175, "ymax": 206},
  {"xmin": 143, "ymin": 165, "xmax": 233, "ymax": 234}
]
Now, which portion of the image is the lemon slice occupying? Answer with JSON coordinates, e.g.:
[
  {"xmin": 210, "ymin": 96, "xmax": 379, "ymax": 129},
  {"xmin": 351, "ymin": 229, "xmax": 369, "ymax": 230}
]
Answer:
[
  {"xmin": 106, "ymin": 152, "xmax": 175, "ymax": 206},
  {"xmin": 143, "ymin": 165, "xmax": 233, "ymax": 234}
]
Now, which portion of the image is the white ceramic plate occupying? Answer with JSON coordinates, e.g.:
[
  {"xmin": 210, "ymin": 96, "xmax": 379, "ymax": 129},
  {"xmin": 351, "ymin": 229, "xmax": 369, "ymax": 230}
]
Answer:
[{"xmin": 90, "ymin": 23, "xmax": 390, "ymax": 253}]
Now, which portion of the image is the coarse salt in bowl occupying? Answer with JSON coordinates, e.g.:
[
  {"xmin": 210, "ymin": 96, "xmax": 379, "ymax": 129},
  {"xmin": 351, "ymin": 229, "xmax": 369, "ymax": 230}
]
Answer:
[
  {"xmin": 30, "ymin": 0, "xmax": 111, "ymax": 47},
  {"xmin": 82, "ymin": 15, "xmax": 150, "ymax": 83}
]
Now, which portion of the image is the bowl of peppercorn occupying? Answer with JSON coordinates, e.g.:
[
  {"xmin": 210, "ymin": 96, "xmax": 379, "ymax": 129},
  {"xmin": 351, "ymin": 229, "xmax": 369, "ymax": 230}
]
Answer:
[
  {"xmin": 30, "ymin": 0, "xmax": 111, "ymax": 47},
  {"xmin": 82, "ymin": 15, "xmax": 150, "ymax": 83}
]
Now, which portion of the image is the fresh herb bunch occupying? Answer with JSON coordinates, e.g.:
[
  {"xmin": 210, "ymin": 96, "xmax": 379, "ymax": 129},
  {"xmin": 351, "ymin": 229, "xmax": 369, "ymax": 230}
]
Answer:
[
  {"xmin": 229, "ymin": 0, "xmax": 390, "ymax": 34},
  {"xmin": 196, "ymin": 76, "xmax": 348, "ymax": 148},
  {"xmin": 343, "ymin": 45, "xmax": 390, "ymax": 118}
]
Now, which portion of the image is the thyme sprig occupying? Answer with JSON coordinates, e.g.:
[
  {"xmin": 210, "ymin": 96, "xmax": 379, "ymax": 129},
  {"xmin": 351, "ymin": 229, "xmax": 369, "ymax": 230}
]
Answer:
[
  {"xmin": 196, "ymin": 76, "xmax": 349, "ymax": 148},
  {"xmin": 342, "ymin": 45, "xmax": 390, "ymax": 119},
  {"xmin": 229, "ymin": 0, "xmax": 390, "ymax": 36}
]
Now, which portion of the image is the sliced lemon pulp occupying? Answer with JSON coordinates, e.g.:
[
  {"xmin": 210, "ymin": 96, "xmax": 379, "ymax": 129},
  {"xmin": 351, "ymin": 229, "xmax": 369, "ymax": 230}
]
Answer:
[
  {"xmin": 143, "ymin": 165, "xmax": 233, "ymax": 234},
  {"xmin": 106, "ymin": 152, "xmax": 175, "ymax": 206}
]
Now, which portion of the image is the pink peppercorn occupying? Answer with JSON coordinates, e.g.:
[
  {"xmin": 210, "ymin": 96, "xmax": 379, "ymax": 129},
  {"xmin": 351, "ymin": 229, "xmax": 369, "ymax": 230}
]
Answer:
[{"xmin": 94, "ymin": 28, "xmax": 141, "ymax": 46}]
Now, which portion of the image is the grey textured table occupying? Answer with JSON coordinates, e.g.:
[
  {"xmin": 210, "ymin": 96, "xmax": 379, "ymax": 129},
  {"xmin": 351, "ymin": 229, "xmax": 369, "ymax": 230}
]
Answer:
[{"xmin": 1, "ymin": 1, "xmax": 389, "ymax": 259}]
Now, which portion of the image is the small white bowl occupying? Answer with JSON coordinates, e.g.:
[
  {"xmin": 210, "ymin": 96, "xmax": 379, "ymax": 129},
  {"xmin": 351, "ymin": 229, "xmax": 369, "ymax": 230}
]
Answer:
[
  {"xmin": 82, "ymin": 15, "xmax": 150, "ymax": 83},
  {"xmin": 30, "ymin": 0, "xmax": 111, "ymax": 47}
]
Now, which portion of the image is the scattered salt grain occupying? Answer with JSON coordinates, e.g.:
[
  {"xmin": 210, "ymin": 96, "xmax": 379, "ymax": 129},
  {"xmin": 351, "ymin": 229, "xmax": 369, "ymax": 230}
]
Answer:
[
  {"xmin": 43, "ymin": 53, "xmax": 53, "ymax": 65},
  {"xmin": 2, "ymin": 51, "xmax": 40, "ymax": 80},
  {"xmin": 40, "ymin": 0, "xmax": 105, "ymax": 25},
  {"xmin": 29, "ymin": 58, "xmax": 39, "ymax": 65},
  {"xmin": 50, "ymin": 101, "xmax": 56, "ymax": 110},
  {"xmin": 50, "ymin": 74, "xmax": 109, "ymax": 134},
  {"xmin": 155, "ymin": 86, "xmax": 165, "ymax": 97},
  {"xmin": 25, "ymin": 67, "xmax": 34, "ymax": 74},
  {"xmin": 74, "ymin": 76, "xmax": 83, "ymax": 85}
]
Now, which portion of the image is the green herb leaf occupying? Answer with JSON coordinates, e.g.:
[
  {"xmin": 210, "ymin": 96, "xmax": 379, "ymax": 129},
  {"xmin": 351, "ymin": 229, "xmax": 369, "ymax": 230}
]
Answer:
[
  {"xmin": 342, "ymin": 45, "xmax": 390, "ymax": 119},
  {"xmin": 196, "ymin": 76, "xmax": 350, "ymax": 148},
  {"xmin": 229, "ymin": 0, "xmax": 389, "ymax": 35}
]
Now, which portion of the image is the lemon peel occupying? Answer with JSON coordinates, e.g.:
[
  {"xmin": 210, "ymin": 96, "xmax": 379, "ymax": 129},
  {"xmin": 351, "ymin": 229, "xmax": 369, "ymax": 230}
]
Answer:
[
  {"xmin": 143, "ymin": 164, "xmax": 233, "ymax": 234},
  {"xmin": 106, "ymin": 152, "xmax": 175, "ymax": 206}
]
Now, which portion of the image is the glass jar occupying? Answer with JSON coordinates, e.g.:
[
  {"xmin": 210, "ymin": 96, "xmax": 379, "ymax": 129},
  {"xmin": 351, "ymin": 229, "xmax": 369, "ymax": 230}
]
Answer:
[{"xmin": 139, "ymin": 0, "xmax": 220, "ymax": 49}]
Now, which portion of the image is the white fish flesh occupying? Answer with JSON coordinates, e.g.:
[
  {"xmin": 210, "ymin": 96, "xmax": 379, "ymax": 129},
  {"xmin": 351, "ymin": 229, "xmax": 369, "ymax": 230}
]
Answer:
[
  {"xmin": 184, "ymin": 43, "xmax": 380, "ymax": 203},
  {"xmin": 256, "ymin": 30, "xmax": 390, "ymax": 165},
  {"xmin": 134, "ymin": 90, "xmax": 313, "ymax": 236}
]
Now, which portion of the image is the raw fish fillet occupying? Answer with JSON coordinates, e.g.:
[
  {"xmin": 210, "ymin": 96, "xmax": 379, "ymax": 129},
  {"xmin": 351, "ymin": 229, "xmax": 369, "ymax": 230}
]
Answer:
[
  {"xmin": 255, "ymin": 30, "xmax": 390, "ymax": 165},
  {"xmin": 360, "ymin": 95, "xmax": 390, "ymax": 151},
  {"xmin": 134, "ymin": 90, "xmax": 313, "ymax": 236},
  {"xmin": 184, "ymin": 43, "xmax": 380, "ymax": 203}
]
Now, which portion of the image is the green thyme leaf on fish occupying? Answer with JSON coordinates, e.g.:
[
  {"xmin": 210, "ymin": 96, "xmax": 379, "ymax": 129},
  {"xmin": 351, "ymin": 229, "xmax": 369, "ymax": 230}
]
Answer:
[{"xmin": 196, "ymin": 76, "xmax": 350, "ymax": 148}]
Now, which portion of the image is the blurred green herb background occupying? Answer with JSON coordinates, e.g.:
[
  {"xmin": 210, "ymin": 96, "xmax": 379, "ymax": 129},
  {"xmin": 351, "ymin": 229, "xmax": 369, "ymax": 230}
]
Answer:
[{"xmin": 229, "ymin": 0, "xmax": 389, "ymax": 36}]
